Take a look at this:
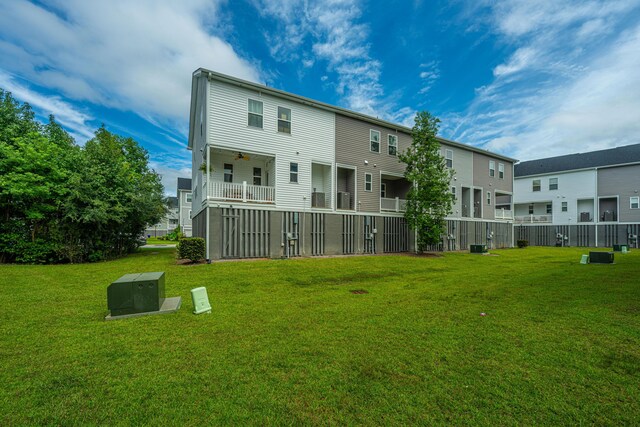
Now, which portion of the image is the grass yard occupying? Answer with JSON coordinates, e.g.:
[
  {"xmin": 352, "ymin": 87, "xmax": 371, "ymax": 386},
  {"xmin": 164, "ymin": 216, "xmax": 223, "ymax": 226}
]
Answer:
[
  {"xmin": 1, "ymin": 247, "xmax": 639, "ymax": 425},
  {"xmin": 143, "ymin": 237, "xmax": 177, "ymax": 246}
]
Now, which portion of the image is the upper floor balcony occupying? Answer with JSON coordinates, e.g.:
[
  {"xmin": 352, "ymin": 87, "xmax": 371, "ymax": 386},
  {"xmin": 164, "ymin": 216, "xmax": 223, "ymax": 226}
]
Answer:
[
  {"xmin": 515, "ymin": 214, "xmax": 553, "ymax": 224},
  {"xmin": 208, "ymin": 181, "xmax": 275, "ymax": 204}
]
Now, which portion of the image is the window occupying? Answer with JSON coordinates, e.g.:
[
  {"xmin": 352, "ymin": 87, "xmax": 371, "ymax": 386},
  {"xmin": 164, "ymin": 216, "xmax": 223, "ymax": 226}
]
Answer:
[
  {"xmin": 364, "ymin": 173, "xmax": 372, "ymax": 192},
  {"xmin": 388, "ymin": 134, "xmax": 397, "ymax": 156},
  {"xmin": 223, "ymin": 163, "xmax": 233, "ymax": 183},
  {"xmin": 532, "ymin": 179, "xmax": 541, "ymax": 192},
  {"xmin": 381, "ymin": 183, "xmax": 387, "ymax": 198},
  {"xmin": 370, "ymin": 130, "xmax": 380, "ymax": 153},
  {"xmin": 451, "ymin": 186, "xmax": 457, "ymax": 200},
  {"xmin": 546, "ymin": 203, "xmax": 552, "ymax": 214},
  {"xmin": 487, "ymin": 191, "xmax": 491, "ymax": 205},
  {"xmin": 277, "ymin": 106, "xmax": 291, "ymax": 134},
  {"xmin": 528, "ymin": 204, "xmax": 534, "ymax": 214},
  {"xmin": 499, "ymin": 163, "xmax": 504, "ymax": 179},
  {"xmin": 562, "ymin": 202, "xmax": 568, "ymax": 212},
  {"xmin": 445, "ymin": 149, "xmax": 453, "ymax": 168},
  {"xmin": 189, "ymin": 210, "xmax": 192, "ymax": 219},
  {"xmin": 549, "ymin": 177, "xmax": 558, "ymax": 190},
  {"xmin": 253, "ymin": 167, "xmax": 262, "ymax": 186},
  {"xmin": 489, "ymin": 160, "xmax": 495, "ymax": 177},
  {"xmin": 186, "ymin": 192, "xmax": 192, "ymax": 203},
  {"xmin": 248, "ymin": 99, "xmax": 263, "ymax": 128},
  {"xmin": 289, "ymin": 162, "xmax": 298, "ymax": 183},
  {"xmin": 631, "ymin": 197, "xmax": 639, "ymax": 209}
]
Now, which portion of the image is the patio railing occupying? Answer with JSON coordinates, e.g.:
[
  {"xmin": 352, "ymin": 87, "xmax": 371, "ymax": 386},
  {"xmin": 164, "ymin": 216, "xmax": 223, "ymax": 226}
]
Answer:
[
  {"xmin": 380, "ymin": 197, "xmax": 407, "ymax": 212},
  {"xmin": 208, "ymin": 181, "xmax": 275, "ymax": 203}
]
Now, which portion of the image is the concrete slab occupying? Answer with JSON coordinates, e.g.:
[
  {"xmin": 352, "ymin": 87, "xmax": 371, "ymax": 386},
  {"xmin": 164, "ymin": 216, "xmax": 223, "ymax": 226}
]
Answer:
[{"xmin": 105, "ymin": 296, "xmax": 182, "ymax": 321}]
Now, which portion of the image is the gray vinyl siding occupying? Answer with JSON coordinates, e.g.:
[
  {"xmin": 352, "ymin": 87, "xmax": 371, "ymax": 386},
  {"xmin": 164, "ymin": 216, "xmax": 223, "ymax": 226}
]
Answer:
[
  {"xmin": 473, "ymin": 152, "xmax": 514, "ymax": 220},
  {"xmin": 598, "ymin": 164, "xmax": 640, "ymax": 222},
  {"xmin": 335, "ymin": 114, "xmax": 411, "ymax": 213}
]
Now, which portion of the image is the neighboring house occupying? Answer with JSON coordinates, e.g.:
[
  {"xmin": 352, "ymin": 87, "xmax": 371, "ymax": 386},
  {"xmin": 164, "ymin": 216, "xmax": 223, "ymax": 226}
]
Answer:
[
  {"xmin": 144, "ymin": 197, "xmax": 178, "ymax": 237},
  {"xmin": 189, "ymin": 68, "xmax": 516, "ymax": 260},
  {"xmin": 513, "ymin": 144, "xmax": 640, "ymax": 247},
  {"xmin": 177, "ymin": 177, "xmax": 193, "ymax": 237}
]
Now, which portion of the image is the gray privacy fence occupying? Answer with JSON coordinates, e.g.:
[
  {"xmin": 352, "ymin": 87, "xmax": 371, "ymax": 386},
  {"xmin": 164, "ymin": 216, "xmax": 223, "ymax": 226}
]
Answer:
[
  {"xmin": 515, "ymin": 224, "xmax": 640, "ymax": 248},
  {"xmin": 194, "ymin": 207, "xmax": 514, "ymax": 259}
]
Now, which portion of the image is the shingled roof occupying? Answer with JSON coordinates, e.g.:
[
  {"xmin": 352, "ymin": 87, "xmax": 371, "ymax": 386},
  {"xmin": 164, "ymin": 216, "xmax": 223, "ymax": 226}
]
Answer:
[
  {"xmin": 177, "ymin": 177, "xmax": 192, "ymax": 191},
  {"xmin": 515, "ymin": 143, "xmax": 640, "ymax": 177}
]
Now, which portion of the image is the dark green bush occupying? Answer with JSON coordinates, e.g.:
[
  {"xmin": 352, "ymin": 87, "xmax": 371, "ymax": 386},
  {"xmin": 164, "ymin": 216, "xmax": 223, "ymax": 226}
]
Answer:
[
  {"xmin": 177, "ymin": 237, "xmax": 205, "ymax": 262},
  {"xmin": 517, "ymin": 240, "xmax": 529, "ymax": 248}
]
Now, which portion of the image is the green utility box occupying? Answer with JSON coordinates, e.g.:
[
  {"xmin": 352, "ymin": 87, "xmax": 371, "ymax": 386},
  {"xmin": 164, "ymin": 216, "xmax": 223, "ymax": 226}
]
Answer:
[
  {"xmin": 470, "ymin": 244, "xmax": 488, "ymax": 254},
  {"xmin": 612, "ymin": 244, "xmax": 628, "ymax": 252},
  {"xmin": 107, "ymin": 272, "xmax": 165, "ymax": 316},
  {"xmin": 589, "ymin": 252, "xmax": 614, "ymax": 264}
]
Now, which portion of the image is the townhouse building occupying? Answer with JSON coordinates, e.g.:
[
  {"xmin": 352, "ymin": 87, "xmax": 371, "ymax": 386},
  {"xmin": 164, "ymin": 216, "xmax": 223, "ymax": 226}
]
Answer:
[
  {"xmin": 189, "ymin": 69, "xmax": 516, "ymax": 260},
  {"xmin": 145, "ymin": 196, "xmax": 178, "ymax": 238},
  {"xmin": 177, "ymin": 177, "xmax": 193, "ymax": 237},
  {"xmin": 513, "ymin": 144, "xmax": 640, "ymax": 247}
]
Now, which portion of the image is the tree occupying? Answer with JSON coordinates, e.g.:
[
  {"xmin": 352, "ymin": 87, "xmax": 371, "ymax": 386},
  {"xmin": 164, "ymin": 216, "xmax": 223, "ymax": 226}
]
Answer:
[
  {"xmin": 399, "ymin": 111, "xmax": 454, "ymax": 252},
  {"xmin": 0, "ymin": 89, "xmax": 166, "ymax": 263}
]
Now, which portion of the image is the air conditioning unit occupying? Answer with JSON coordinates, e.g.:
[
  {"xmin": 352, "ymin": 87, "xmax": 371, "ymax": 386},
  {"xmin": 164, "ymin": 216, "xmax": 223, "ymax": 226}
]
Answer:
[
  {"xmin": 580, "ymin": 212, "xmax": 591, "ymax": 222},
  {"xmin": 337, "ymin": 192, "xmax": 350, "ymax": 209},
  {"xmin": 311, "ymin": 192, "xmax": 325, "ymax": 208},
  {"xmin": 604, "ymin": 211, "xmax": 615, "ymax": 222}
]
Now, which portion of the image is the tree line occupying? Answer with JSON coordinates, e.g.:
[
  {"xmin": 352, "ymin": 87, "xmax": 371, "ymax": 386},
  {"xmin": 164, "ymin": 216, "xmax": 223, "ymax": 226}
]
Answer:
[{"xmin": 0, "ymin": 89, "xmax": 166, "ymax": 263}]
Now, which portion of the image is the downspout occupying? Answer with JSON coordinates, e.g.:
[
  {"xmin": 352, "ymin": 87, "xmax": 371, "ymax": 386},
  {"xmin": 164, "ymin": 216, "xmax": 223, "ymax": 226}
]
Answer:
[
  {"xmin": 206, "ymin": 144, "xmax": 211, "ymax": 261},
  {"xmin": 594, "ymin": 167, "xmax": 598, "ymax": 247}
]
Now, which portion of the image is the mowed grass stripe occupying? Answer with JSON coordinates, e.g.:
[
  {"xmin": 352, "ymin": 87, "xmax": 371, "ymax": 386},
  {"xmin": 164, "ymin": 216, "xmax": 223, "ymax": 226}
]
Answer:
[{"xmin": 0, "ymin": 247, "xmax": 638, "ymax": 425}]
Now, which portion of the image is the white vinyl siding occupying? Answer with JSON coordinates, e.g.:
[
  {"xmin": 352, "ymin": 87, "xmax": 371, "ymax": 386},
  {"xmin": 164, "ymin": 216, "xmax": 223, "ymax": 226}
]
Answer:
[{"xmin": 208, "ymin": 80, "xmax": 335, "ymax": 210}]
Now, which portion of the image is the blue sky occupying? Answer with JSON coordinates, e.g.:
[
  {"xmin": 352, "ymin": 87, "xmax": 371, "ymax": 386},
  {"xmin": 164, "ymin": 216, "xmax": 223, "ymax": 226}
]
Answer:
[{"xmin": 1, "ymin": 0, "xmax": 640, "ymax": 195}]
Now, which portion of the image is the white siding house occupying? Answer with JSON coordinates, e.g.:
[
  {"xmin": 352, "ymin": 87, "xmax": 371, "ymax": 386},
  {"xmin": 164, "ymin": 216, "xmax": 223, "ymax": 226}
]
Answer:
[{"xmin": 514, "ymin": 169, "xmax": 597, "ymax": 225}]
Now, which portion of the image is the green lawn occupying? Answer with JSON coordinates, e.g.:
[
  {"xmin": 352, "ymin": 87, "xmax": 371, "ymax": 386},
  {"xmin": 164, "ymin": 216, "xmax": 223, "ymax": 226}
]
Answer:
[
  {"xmin": 144, "ymin": 237, "xmax": 177, "ymax": 246},
  {"xmin": 1, "ymin": 247, "xmax": 639, "ymax": 425}
]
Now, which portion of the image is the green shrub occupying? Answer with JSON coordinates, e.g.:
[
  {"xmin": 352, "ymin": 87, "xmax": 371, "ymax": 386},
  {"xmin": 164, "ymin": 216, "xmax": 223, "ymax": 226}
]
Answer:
[
  {"xmin": 177, "ymin": 237, "xmax": 205, "ymax": 262},
  {"xmin": 517, "ymin": 240, "xmax": 529, "ymax": 248}
]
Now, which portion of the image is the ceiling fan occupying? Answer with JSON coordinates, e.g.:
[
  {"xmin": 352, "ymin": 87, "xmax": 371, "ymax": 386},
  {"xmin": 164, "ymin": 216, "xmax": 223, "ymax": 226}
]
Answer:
[{"xmin": 235, "ymin": 152, "xmax": 250, "ymax": 161}]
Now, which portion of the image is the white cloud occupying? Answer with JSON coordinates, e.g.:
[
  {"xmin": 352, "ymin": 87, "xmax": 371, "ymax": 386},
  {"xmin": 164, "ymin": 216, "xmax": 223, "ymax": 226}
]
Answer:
[
  {"xmin": 0, "ymin": 0, "xmax": 261, "ymax": 132},
  {"xmin": 0, "ymin": 71, "xmax": 94, "ymax": 142},
  {"xmin": 446, "ymin": 0, "xmax": 640, "ymax": 160},
  {"xmin": 256, "ymin": 0, "xmax": 415, "ymax": 123},
  {"xmin": 418, "ymin": 61, "xmax": 440, "ymax": 95}
]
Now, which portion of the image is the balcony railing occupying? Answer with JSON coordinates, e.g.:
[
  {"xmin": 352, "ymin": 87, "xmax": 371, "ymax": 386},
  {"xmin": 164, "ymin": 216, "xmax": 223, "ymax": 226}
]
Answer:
[
  {"xmin": 515, "ymin": 214, "xmax": 552, "ymax": 224},
  {"xmin": 381, "ymin": 197, "xmax": 407, "ymax": 212},
  {"xmin": 494, "ymin": 208, "xmax": 513, "ymax": 220},
  {"xmin": 208, "ymin": 181, "xmax": 275, "ymax": 204}
]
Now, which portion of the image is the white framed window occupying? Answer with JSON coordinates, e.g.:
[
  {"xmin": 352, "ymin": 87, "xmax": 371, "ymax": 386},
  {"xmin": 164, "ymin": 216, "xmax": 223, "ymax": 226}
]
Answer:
[
  {"xmin": 498, "ymin": 163, "xmax": 504, "ymax": 179},
  {"xmin": 532, "ymin": 179, "xmax": 541, "ymax": 192},
  {"xmin": 186, "ymin": 192, "xmax": 192, "ymax": 203},
  {"xmin": 445, "ymin": 149, "xmax": 453, "ymax": 168},
  {"xmin": 370, "ymin": 130, "xmax": 380, "ymax": 153},
  {"xmin": 381, "ymin": 183, "xmax": 387, "ymax": 198},
  {"xmin": 562, "ymin": 202, "xmax": 568, "ymax": 212},
  {"xmin": 248, "ymin": 99, "xmax": 263, "ymax": 128},
  {"xmin": 388, "ymin": 134, "xmax": 397, "ymax": 156},
  {"xmin": 224, "ymin": 163, "xmax": 233, "ymax": 183},
  {"xmin": 528, "ymin": 204, "xmax": 534, "ymax": 214},
  {"xmin": 549, "ymin": 177, "xmax": 558, "ymax": 190},
  {"xmin": 451, "ymin": 186, "xmax": 456, "ymax": 200},
  {"xmin": 277, "ymin": 106, "xmax": 291, "ymax": 134},
  {"xmin": 364, "ymin": 173, "xmax": 372, "ymax": 192},
  {"xmin": 289, "ymin": 163, "xmax": 298, "ymax": 183},
  {"xmin": 489, "ymin": 160, "xmax": 495, "ymax": 177},
  {"xmin": 631, "ymin": 197, "xmax": 639, "ymax": 209},
  {"xmin": 546, "ymin": 203, "xmax": 552, "ymax": 214},
  {"xmin": 487, "ymin": 191, "xmax": 491, "ymax": 205},
  {"xmin": 253, "ymin": 167, "xmax": 262, "ymax": 186}
]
